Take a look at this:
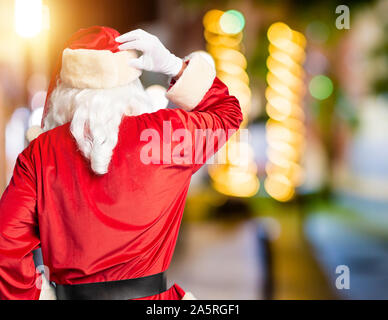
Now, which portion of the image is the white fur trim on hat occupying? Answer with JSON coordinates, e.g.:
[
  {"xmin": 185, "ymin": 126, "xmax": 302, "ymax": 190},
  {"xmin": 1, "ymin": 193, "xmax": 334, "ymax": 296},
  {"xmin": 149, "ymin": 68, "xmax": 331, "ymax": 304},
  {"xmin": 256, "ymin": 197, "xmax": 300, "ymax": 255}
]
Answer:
[
  {"xmin": 60, "ymin": 48, "xmax": 142, "ymax": 89},
  {"xmin": 166, "ymin": 52, "xmax": 216, "ymax": 111},
  {"xmin": 26, "ymin": 125, "xmax": 44, "ymax": 143}
]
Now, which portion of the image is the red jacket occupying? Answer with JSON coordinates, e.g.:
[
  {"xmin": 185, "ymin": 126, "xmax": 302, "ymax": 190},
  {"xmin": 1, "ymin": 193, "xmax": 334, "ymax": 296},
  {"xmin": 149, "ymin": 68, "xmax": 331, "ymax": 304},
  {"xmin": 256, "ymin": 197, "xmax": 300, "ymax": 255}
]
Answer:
[{"xmin": 0, "ymin": 76, "xmax": 242, "ymax": 300}]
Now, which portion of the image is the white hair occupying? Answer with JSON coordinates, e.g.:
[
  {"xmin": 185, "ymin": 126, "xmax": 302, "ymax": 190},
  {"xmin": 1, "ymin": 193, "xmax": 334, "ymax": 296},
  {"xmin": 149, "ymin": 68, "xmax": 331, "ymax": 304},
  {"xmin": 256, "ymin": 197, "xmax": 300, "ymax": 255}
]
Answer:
[{"xmin": 43, "ymin": 79, "xmax": 154, "ymax": 175}]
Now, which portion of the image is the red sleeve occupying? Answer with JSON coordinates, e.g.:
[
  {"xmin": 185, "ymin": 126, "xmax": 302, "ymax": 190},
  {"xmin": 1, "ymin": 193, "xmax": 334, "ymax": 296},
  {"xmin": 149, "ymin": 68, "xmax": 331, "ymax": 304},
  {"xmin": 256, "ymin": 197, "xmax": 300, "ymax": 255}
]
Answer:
[
  {"xmin": 187, "ymin": 77, "xmax": 243, "ymax": 172},
  {"xmin": 139, "ymin": 76, "xmax": 243, "ymax": 172},
  {"xmin": 0, "ymin": 143, "xmax": 41, "ymax": 300}
]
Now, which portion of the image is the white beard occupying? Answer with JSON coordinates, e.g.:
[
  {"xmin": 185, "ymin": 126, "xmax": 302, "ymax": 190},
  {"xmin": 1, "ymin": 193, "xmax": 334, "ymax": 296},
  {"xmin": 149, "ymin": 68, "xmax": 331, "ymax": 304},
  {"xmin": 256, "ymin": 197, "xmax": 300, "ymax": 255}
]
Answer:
[{"xmin": 43, "ymin": 79, "xmax": 154, "ymax": 175}]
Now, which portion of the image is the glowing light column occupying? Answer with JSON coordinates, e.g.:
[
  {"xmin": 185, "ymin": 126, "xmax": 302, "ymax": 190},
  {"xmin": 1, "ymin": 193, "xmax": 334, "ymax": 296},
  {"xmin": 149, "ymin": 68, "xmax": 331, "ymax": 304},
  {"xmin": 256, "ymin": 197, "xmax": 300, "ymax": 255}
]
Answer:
[
  {"xmin": 203, "ymin": 9, "xmax": 259, "ymax": 198},
  {"xmin": 264, "ymin": 22, "xmax": 307, "ymax": 202},
  {"xmin": 15, "ymin": 0, "xmax": 43, "ymax": 38}
]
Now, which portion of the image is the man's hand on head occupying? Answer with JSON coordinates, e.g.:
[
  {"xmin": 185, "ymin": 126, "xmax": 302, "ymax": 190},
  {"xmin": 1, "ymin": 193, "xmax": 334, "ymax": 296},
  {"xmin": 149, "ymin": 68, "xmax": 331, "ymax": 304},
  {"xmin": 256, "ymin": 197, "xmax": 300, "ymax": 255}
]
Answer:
[{"xmin": 116, "ymin": 29, "xmax": 183, "ymax": 78}]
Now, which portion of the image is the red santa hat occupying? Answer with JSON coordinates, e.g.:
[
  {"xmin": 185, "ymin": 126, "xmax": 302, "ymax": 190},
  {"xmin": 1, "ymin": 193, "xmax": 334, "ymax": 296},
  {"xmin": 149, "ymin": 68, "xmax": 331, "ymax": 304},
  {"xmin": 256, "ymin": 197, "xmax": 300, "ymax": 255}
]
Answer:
[{"xmin": 42, "ymin": 26, "xmax": 141, "ymax": 128}]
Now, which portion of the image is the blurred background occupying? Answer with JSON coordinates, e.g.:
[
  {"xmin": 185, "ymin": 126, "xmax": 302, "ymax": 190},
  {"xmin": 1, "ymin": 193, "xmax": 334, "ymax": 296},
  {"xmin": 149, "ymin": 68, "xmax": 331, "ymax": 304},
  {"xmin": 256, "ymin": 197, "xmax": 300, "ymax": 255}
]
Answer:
[{"xmin": 1, "ymin": 0, "xmax": 387, "ymax": 299}]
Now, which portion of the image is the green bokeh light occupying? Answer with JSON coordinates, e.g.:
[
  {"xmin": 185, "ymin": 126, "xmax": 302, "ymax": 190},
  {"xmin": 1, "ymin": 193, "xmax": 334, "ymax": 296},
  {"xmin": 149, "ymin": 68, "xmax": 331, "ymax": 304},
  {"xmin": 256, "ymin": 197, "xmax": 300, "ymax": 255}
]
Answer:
[
  {"xmin": 309, "ymin": 75, "xmax": 333, "ymax": 100},
  {"xmin": 219, "ymin": 10, "xmax": 245, "ymax": 34}
]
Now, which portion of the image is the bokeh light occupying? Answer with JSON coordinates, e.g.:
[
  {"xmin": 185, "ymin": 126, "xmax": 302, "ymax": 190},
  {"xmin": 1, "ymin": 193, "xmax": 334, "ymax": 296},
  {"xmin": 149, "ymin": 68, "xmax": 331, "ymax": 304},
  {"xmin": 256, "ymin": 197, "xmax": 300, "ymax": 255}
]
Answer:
[
  {"xmin": 267, "ymin": 22, "xmax": 292, "ymax": 43},
  {"xmin": 203, "ymin": 9, "xmax": 258, "ymax": 198},
  {"xmin": 264, "ymin": 173, "xmax": 295, "ymax": 202},
  {"xmin": 219, "ymin": 10, "xmax": 245, "ymax": 35},
  {"xmin": 309, "ymin": 75, "xmax": 334, "ymax": 100},
  {"xmin": 15, "ymin": 0, "xmax": 43, "ymax": 38},
  {"xmin": 305, "ymin": 20, "xmax": 330, "ymax": 44},
  {"xmin": 264, "ymin": 22, "xmax": 307, "ymax": 202}
]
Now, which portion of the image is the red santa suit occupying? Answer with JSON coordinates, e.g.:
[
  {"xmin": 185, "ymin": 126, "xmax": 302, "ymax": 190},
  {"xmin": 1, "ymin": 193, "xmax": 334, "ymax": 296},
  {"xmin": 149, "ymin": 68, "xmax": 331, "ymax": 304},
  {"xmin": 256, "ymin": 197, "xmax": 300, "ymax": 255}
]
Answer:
[{"xmin": 0, "ymin": 26, "xmax": 243, "ymax": 300}]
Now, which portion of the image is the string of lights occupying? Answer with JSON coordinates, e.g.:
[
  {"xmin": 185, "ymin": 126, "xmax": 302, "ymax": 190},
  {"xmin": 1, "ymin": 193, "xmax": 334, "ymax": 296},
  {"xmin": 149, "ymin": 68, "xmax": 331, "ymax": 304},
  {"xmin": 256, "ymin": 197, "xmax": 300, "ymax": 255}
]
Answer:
[
  {"xmin": 264, "ymin": 22, "xmax": 307, "ymax": 202},
  {"xmin": 203, "ymin": 9, "xmax": 259, "ymax": 198}
]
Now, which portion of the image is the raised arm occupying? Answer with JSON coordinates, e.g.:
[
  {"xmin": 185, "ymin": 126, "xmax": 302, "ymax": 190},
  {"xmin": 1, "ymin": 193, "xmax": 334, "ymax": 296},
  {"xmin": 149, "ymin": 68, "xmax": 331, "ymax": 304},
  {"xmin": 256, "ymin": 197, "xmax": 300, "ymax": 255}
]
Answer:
[{"xmin": 117, "ymin": 29, "xmax": 243, "ymax": 171}]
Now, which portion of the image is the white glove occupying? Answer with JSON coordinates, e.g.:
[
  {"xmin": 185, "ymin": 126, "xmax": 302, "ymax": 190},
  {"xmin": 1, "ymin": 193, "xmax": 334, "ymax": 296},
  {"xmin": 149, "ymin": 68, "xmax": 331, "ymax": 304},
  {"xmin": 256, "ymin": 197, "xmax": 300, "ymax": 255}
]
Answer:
[{"xmin": 116, "ymin": 29, "xmax": 183, "ymax": 77}]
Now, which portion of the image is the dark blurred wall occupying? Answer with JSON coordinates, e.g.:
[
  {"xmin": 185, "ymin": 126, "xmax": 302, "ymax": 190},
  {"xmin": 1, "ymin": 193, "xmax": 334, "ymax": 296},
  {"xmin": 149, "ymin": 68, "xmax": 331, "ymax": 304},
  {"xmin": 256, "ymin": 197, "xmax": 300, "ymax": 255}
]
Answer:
[{"xmin": 47, "ymin": 0, "xmax": 158, "ymax": 71}]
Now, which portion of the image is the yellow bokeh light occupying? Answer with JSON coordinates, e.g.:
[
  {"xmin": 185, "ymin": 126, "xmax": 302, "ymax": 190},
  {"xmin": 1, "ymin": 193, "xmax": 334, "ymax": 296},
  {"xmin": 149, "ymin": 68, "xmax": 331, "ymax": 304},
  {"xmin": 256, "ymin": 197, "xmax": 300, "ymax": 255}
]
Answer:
[
  {"xmin": 292, "ymin": 30, "xmax": 307, "ymax": 48},
  {"xmin": 227, "ymin": 142, "xmax": 255, "ymax": 167},
  {"xmin": 266, "ymin": 100, "xmax": 305, "ymax": 122},
  {"xmin": 218, "ymin": 71, "xmax": 250, "ymax": 87},
  {"xmin": 264, "ymin": 173, "xmax": 295, "ymax": 202},
  {"xmin": 265, "ymin": 162, "xmax": 305, "ymax": 187},
  {"xmin": 266, "ymin": 75, "xmax": 300, "ymax": 102},
  {"xmin": 267, "ymin": 22, "xmax": 292, "ymax": 43},
  {"xmin": 207, "ymin": 46, "xmax": 247, "ymax": 69},
  {"xmin": 276, "ymin": 118, "xmax": 305, "ymax": 134},
  {"xmin": 267, "ymin": 53, "xmax": 303, "ymax": 77},
  {"xmin": 265, "ymin": 87, "xmax": 300, "ymax": 105},
  {"xmin": 267, "ymin": 70, "xmax": 304, "ymax": 94},
  {"xmin": 216, "ymin": 61, "xmax": 249, "ymax": 82},
  {"xmin": 210, "ymin": 165, "xmax": 260, "ymax": 198},
  {"xmin": 268, "ymin": 140, "xmax": 300, "ymax": 160},
  {"xmin": 203, "ymin": 9, "xmax": 224, "ymax": 34},
  {"xmin": 217, "ymin": 74, "xmax": 251, "ymax": 94},
  {"xmin": 265, "ymin": 22, "xmax": 307, "ymax": 202},
  {"xmin": 204, "ymin": 30, "xmax": 243, "ymax": 48},
  {"xmin": 204, "ymin": 9, "xmax": 257, "ymax": 198},
  {"xmin": 268, "ymin": 43, "xmax": 305, "ymax": 63},
  {"xmin": 266, "ymin": 103, "xmax": 291, "ymax": 122},
  {"xmin": 266, "ymin": 123, "xmax": 304, "ymax": 146}
]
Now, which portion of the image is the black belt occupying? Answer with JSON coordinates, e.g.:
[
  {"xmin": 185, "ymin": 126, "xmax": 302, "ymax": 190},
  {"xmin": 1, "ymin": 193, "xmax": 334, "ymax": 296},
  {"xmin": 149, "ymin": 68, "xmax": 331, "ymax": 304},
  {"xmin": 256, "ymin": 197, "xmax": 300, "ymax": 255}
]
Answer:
[{"xmin": 55, "ymin": 272, "xmax": 166, "ymax": 300}]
